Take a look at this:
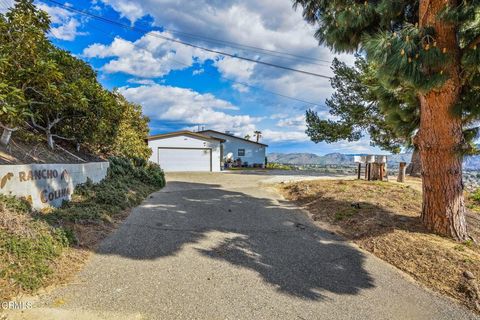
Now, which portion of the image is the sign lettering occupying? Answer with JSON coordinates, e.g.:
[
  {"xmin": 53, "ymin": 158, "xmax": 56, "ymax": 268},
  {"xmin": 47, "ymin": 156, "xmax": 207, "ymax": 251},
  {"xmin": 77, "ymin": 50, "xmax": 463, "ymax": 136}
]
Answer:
[{"xmin": 40, "ymin": 188, "xmax": 71, "ymax": 204}]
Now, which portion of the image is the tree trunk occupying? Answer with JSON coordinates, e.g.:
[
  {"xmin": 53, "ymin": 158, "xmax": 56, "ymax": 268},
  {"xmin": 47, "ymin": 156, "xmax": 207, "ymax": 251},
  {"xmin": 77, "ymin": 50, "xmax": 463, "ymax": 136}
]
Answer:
[
  {"xmin": 46, "ymin": 130, "xmax": 54, "ymax": 150},
  {"xmin": 397, "ymin": 162, "xmax": 406, "ymax": 183},
  {"xmin": 406, "ymin": 149, "xmax": 422, "ymax": 177},
  {"xmin": 417, "ymin": 0, "xmax": 468, "ymax": 241},
  {"xmin": 0, "ymin": 127, "xmax": 13, "ymax": 146}
]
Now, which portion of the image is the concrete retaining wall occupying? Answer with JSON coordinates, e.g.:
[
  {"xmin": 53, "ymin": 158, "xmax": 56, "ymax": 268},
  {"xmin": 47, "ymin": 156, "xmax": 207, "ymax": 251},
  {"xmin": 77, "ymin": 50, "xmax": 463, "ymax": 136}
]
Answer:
[{"xmin": 0, "ymin": 162, "xmax": 109, "ymax": 209}]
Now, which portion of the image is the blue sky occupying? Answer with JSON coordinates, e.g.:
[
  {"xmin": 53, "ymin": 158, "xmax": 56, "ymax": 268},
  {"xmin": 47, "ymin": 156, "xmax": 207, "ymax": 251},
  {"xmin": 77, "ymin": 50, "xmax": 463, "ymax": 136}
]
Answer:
[{"xmin": 2, "ymin": 0, "xmax": 389, "ymax": 155}]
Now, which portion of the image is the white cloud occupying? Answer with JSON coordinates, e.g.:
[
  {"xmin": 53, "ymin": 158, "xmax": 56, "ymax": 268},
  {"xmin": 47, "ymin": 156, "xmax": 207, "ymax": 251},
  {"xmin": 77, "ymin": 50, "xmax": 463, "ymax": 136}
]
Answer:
[
  {"xmin": 270, "ymin": 113, "xmax": 288, "ymax": 120},
  {"xmin": 36, "ymin": 2, "xmax": 86, "ymax": 41},
  {"xmin": 119, "ymin": 84, "xmax": 259, "ymax": 133},
  {"xmin": 262, "ymin": 129, "xmax": 309, "ymax": 143},
  {"xmin": 96, "ymin": 0, "xmax": 350, "ymax": 100},
  {"xmin": 232, "ymin": 83, "xmax": 249, "ymax": 93},
  {"xmin": 214, "ymin": 57, "xmax": 255, "ymax": 82},
  {"xmin": 98, "ymin": 0, "xmax": 144, "ymax": 23},
  {"xmin": 0, "ymin": 1, "xmax": 85, "ymax": 41},
  {"xmin": 127, "ymin": 78, "xmax": 157, "ymax": 85},
  {"xmin": 0, "ymin": 0, "xmax": 13, "ymax": 13},
  {"xmin": 83, "ymin": 31, "xmax": 217, "ymax": 77},
  {"xmin": 276, "ymin": 115, "xmax": 306, "ymax": 131},
  {"xmin": 334, "ymin": 140, "xmax": 375, "ymax": 153},
  {"xmin": 50, "ymin": 18, "xmax": 84, "ymax": 41},
  {"xmin": 192, "ymin": 68, "xmax": 204, "ymax": 76}
]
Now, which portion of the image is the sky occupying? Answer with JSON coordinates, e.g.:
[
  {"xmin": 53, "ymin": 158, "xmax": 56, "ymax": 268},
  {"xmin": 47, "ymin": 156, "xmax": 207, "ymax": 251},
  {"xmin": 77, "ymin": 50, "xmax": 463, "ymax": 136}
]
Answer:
[{"xmin": 1, "ymin": 0, "xmax": 390, "ymax": 155}]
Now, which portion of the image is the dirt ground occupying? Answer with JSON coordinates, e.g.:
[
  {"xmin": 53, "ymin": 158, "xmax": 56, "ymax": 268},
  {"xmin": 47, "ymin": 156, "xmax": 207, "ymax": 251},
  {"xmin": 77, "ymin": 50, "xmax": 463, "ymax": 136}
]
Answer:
[
  {"xmin": 279, "ymin": 178, "xmax": 480, "ymax": 312},
  {"xmin": 0, "ymin": 138, "xmax": 103, "ymax": 164}
]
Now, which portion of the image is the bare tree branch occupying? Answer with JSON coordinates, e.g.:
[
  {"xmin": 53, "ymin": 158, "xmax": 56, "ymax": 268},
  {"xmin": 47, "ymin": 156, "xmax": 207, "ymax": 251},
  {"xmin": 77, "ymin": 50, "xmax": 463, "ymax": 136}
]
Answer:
[
  {"xmin": 30, "ymin": 116, "xmax": 46, "ymax": 131},
  {"xmin": 49, "ymin": 116, "xmax": 63, "ymax": 129},
  {"xmin": 0, "ymin": 122, "xmax": 19, "ymax": 131},
  {"xmin": 55, "ymin": 143, "xmax": 86, "ymax": 162},
  {"xmin": 51, "ymin": 134, "xmax": 75, "ymax": 141},
  {"xmin": 23, "ymin": 86, "xmax": 46, "ymax": 97}
]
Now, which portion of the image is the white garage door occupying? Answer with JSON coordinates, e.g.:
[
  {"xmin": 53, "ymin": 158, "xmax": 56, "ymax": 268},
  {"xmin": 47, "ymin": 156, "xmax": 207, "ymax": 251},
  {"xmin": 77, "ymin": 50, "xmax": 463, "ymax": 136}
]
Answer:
[{"xmin": 158, "ymin": 148, "xmax": 212, "ymax": 172}]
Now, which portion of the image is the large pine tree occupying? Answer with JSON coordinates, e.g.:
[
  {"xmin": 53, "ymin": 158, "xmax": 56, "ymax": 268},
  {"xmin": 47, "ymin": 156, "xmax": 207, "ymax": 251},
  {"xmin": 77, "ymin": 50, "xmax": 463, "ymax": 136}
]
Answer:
[{"xmin": 293, "ymin": 0, "xmax": 480, "ymax": 240}]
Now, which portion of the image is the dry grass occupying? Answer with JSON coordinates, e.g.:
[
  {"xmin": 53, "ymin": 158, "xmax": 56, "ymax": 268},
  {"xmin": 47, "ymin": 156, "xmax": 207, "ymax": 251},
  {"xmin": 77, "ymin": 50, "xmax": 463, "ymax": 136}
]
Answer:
[{"xmin": 279, "ymin": 179, "xmax": 480, "ymax": 312}]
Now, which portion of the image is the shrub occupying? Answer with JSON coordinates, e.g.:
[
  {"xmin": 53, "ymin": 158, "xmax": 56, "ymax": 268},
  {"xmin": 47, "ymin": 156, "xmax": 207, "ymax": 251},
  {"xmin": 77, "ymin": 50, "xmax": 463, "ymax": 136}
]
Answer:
[
  {"xmin": 0, "ymin": 194, "xmax": 31, "ymax": 213},
  {"xmin": 470, "ymin": 188, "xmax": 480, "ymax": 204},
  {"xmin": 266, "ymin": 162, "xmax": 294, "ymax": 170},
  {"xmin": 48, "ymin": 157, "xmax": 165, "ymax": 223},
  {"xmin": 0, "ymin": 195, "xmax": 69, "ymax": 297}
]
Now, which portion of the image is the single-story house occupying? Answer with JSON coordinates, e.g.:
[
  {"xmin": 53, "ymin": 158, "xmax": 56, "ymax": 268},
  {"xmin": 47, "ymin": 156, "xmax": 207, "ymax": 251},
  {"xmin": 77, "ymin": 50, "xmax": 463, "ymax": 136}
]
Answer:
[
  {"xmin": 199, "ymin": 130, "xmax": 268, "ymax": 167},
  {"xmin": 147, "ymin": 130, "xmax": 268, "ymax": 172},
  {"xmin": 147, "ymin": 131, "xmax": 225, "ymax": 172}
]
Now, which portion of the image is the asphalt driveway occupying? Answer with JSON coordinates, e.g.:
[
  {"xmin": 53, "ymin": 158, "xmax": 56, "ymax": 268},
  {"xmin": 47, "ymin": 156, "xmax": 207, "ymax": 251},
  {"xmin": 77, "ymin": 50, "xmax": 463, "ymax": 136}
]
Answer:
[{"xmin": 7, "ymin": 172, "xmax": 479, "ymax": 319}]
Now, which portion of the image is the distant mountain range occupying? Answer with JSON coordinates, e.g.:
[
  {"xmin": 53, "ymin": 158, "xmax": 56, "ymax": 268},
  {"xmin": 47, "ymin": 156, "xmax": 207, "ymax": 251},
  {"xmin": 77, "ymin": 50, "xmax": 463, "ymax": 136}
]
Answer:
[{"xmin": 268, "ymin": 152, "xmax": 480, "ymax": 170}]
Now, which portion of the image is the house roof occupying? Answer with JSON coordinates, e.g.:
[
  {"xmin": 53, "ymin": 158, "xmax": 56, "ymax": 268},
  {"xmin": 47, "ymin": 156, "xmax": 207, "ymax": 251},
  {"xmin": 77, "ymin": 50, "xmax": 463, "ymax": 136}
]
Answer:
[
  {"xmin": 199, "ymin": 130, "xmax": 268, "ymax": 147},
  {"xmin": 147, "ymin": 130, "xmax": 226, "ymax": 142}
]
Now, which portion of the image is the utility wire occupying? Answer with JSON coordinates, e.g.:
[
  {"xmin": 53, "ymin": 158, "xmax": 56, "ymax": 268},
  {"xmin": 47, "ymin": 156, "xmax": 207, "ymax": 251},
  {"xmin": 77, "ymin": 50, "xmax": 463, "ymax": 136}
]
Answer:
[
  {"xmin": 126, "ymin": 20, "xmax": 331, "ymax": 66},
  {"xmin": 0, "ymin": 0, "xmax": 325, "ymax": 106},
  {"xmin": 44, "ymin": 0, "xmax": 333, "ymax": 79},
  {"xmin": 86, "ymin": 22, "xmax": 323, "ymax": 107},
  {"xmin": 150, "ymin": 28, "xmax": 330, "ymax": 67},
  {"xmin": 0, "ymin": 0, "xmax": 11, "ymax": 11},
  {"xmin": 44, "ymin": 0, "xmax": 331, "ymax": 66}
]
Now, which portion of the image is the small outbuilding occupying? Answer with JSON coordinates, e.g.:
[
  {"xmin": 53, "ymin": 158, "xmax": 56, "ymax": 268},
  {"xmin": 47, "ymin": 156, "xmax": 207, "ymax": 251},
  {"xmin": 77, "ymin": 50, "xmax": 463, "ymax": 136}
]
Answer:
[{"xmin": 147, "ymin": 131, "xmax": 225, "ymax": 172}]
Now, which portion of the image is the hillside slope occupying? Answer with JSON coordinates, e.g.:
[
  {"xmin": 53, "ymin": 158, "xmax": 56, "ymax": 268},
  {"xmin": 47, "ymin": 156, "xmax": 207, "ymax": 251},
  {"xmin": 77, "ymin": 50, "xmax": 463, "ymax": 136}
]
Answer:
[{"xmin": 0, "ymin": 138, "xmax": 103, "ymax": 165}]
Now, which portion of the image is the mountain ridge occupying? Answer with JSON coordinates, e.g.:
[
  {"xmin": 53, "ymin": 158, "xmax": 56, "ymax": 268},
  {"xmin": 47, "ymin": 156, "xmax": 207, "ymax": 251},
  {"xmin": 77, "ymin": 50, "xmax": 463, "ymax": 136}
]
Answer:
[{"xmin": 268, "ymin": 152, "xmax": 480, "ymax": 170}]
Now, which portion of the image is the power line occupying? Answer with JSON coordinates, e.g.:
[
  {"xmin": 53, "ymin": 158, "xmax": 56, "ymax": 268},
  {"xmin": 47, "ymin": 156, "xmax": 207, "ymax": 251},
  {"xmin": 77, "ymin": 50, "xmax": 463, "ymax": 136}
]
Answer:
[
  {"xmin": 44, "ymin": 0, "xmax": 333, "ymax": 79},
  {"xmin": 44, "ymin": 0, "xmax": 331, "ymax": 67},
  {"xmin": 86, "ymin": 22, "xmax": 323, "ymax": 107},
  {"xmin": 0, "ymin": 0, "xmax": 11, "ymax": 11},
  {"xmin": 150, "ymin": 28, "xmax": 331, "ymax": 67},
  {"xmin": 1, "ymin": 0, "xmax": 325, "ymax": 106},
  {"xmin": 126, "ymin": 20, "xmax": 331, "ymax": 66}
]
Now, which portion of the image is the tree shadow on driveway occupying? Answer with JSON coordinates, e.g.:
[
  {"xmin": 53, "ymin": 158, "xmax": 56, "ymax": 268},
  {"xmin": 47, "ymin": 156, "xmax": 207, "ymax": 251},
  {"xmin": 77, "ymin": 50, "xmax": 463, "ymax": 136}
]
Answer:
[{"xmin": 96, "ymin": 181, "xmax": 375, "ymax": 300}]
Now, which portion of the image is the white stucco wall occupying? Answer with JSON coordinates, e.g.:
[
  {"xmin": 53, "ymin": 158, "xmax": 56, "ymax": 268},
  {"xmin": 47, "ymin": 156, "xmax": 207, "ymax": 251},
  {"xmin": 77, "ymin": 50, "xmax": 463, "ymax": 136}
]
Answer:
[
  {"xmin": 203, "ymin": 131, "xmax": 266, "ymax": 166},
  {"xmin": 148, "ymin": 134, "xmax": 222, "ymax": 172},
  {"xmin": 0, "ymin": 162, "xmax": 109, "ymax": 209}
]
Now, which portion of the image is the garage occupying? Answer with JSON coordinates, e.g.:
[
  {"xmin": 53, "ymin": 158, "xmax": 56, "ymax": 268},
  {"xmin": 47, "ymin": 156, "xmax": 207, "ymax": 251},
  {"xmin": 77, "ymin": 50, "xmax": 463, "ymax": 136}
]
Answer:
[
  {"xmin": 158, "ymin": 148, "xmax": 212, "ymax": 172},
  {"xmin": 147, "ymin": 131, "xmax": 224, "ymax": 172}
]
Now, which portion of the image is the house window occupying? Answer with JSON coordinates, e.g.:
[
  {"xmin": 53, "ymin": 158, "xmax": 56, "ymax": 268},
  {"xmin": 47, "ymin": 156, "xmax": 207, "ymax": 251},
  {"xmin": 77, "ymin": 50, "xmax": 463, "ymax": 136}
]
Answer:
[{"xmin": 238, "ymin": 149, "xmax": 245, "ymax": 156}]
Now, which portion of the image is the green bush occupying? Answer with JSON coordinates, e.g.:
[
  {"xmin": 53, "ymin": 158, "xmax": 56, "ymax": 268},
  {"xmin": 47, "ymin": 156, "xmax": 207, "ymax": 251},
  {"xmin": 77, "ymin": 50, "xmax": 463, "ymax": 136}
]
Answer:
[
  {"xmin": 0, "ymin": 195, "xmax": 70, "ymax": 296},
  {"xmin": 48, "ymin": 157, "xmax": 165, "ymax": 224},
  {"xmin": 266, "ymin": 162, "xmax": 294, "ymax": 170},
  {"xmin": 0, "ymin": 227, "xmax": 69, "ymax": 292},
  {"xmin": 0, "ymin": 194, "xmax": 31, "ymax": 213},
  {"xmin": 471, "ymin": 188, "xmax": 480, "ymax": 204}
]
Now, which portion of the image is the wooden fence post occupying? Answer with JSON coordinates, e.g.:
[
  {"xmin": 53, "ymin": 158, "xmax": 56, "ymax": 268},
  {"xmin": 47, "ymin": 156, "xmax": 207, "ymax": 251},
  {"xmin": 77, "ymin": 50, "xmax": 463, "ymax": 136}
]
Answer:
[
  {"xmin": 357, "ymin": 163, "xmax": 361, "ymax": 179},
  {"xmin": 397, "ymin": 162, "xmax": 406, "ymax": 183}
]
